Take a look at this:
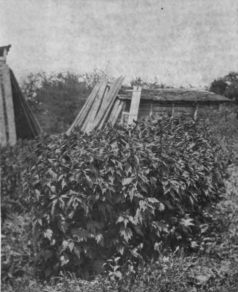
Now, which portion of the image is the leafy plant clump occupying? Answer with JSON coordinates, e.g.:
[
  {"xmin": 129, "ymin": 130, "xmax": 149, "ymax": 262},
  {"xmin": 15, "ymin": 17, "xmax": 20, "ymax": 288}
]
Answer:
[{"xmin": 10, "ymin": 116, "xmax": 224, "ymax": 280}]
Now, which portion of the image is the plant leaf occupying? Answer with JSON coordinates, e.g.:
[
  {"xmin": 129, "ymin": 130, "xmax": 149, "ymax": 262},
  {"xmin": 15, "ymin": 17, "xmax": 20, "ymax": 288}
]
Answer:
[{"xmin": 122, "ymin": 177, "xmax": 134, "ymax": 186}]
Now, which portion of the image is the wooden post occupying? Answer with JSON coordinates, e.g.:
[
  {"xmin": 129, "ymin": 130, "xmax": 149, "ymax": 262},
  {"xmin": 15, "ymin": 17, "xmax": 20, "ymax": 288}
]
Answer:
[
  {"xmin": 3, "ymin": 65, "xmax": 16, "ymax": 145},
  {"xmin": 171, "ymin": 103, "xmax": 175, "ymax": 118},
  {"xmin": 149, "ymin": 102, "xmax": 153, "ymax": 117},
  {"xmin": 193, "ymin": 104, "xmax": 198, "ymax": 121},
  {"xmin": 128, "ymin": 86, "xmax": 142, "ymax": 126}
]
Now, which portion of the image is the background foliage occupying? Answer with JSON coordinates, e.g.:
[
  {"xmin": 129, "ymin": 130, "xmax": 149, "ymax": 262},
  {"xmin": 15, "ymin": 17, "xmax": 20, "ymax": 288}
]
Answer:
[
  {"xmin": 209, "ymin": 71, "xmax": 238, "ymax": 104},
  {"xmin": 21, "ymin": 70, "xmax": 111, "ymax": 134}
]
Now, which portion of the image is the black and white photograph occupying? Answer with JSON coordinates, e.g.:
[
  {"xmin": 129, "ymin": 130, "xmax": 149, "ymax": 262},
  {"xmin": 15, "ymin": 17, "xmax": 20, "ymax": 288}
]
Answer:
[{"xmin": 1, "ymin": 0, "xmax": 238, "ymax": 291}]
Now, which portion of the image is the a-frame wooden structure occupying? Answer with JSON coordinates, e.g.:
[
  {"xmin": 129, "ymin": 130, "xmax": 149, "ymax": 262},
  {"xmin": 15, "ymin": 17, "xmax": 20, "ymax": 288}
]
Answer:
[{"xmin": 0, "ymin": 45, "xmax": 42, "ymax": 146}]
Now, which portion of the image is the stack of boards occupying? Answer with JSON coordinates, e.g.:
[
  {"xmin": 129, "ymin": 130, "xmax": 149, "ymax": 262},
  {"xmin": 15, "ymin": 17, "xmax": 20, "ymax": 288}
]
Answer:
[{"xmin": 67, "ymin": 76, "xmax": 126, "ymax": 134}]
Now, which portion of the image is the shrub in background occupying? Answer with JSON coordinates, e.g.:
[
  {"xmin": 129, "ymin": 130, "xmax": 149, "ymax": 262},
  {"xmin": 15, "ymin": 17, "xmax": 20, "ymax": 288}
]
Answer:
[
  {"xmin": 20, "ymin": 70, "xmax": 111, "ymax": 134},
  {"xmin": 17, "ymin": 117, "xmax": 226, "ymax": 280},
  {"xmin": 209, "ymin": 71, "xmax": 238, "ymax": 104}
]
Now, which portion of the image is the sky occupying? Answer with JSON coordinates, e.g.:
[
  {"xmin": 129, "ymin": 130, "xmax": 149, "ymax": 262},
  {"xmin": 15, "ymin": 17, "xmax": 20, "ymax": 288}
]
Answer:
[{"xmin": 1, "ymin": 0, "xmax": 238, "ymax": 87}]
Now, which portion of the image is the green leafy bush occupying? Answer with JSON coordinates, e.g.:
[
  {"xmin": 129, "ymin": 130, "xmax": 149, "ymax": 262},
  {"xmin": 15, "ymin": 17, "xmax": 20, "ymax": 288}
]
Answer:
[{"xmin": 14, "ymin": 117, "xmax": 225, "ymax": 280}]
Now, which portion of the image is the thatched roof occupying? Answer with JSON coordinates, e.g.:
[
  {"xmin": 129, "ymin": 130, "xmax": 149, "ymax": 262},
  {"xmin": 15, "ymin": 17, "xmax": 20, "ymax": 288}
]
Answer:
[{"xmin": 118, "ymin": 87, "xmax": 233, "ymax": 104}]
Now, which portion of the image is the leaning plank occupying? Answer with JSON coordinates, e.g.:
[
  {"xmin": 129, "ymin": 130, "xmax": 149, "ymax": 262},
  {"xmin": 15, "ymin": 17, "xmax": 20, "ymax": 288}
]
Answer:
[
  {"xmin": 128, "ymin": 86, "xmax": 142, "ymax": 125},
  {"xmin": 118, "ymin": 101, "xmax": 127, "ymax": 126},
  {"xmin": 94, "ymin": 76, "xmax": 124, "ymax": 130},
  {"xmin": 3, "ymin": 65, "xmax": 16, "ymax": 145},
  {"xmin": 95, "ymin": 88, "xmax": 112, "ymax": 130},
  {"xmin": 67, "ymin": 82, "xmax": 101, "ymax": 135},
  {"xmin": 83, "ymin": 81, "xmax": 108, "ymax": 133},
  {"xmin": 107, "ymin": 99, "xmax": 121, "ymax": 124},
  {"xmin": 74, "ymin": 83, "xmax": 101, "ymax": 128},
  {"xmin": 93, "ymin": 85, "xmax": 112, "ymax": 129},
  {"xmin": 111, "ymin": 101, "xmax": 123, "ymax": 126},
  {"xmin": 91, "ymin": 76, "xmax": 124, "ymax": 129},
  {"xmin": 86, "ymin": 85, "xmax": 111, "ymax": 133},
  {"xmin": 0, "ymin": 85, "xmax": 7, "ymax": 146}
]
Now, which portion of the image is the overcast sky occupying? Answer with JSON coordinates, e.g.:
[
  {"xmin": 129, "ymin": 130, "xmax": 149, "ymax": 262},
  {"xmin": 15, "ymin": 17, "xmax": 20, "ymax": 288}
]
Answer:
[{"xmin": 1, "ymin": 0, "xmax": 238, "ymax": 87}]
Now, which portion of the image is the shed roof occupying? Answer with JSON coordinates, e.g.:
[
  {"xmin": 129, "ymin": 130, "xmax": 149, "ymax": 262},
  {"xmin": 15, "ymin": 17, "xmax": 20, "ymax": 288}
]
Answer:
[{"xmin": 118, "ymin": 87, "xmax": 233, "ymax": 104}]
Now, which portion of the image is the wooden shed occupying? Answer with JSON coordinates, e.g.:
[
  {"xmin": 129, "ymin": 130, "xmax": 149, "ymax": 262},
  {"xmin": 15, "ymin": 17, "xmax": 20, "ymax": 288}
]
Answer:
[
  {"xmin": 0, "ymin": 45, "xmax": 42, "ymax": 146},
  {"xmin": 68, "ymin": 79, "xmax": 234, "ymax": 134},
  {"xmin": 118, "ymin": 86, "xmax": 233, "ymax": 126}
]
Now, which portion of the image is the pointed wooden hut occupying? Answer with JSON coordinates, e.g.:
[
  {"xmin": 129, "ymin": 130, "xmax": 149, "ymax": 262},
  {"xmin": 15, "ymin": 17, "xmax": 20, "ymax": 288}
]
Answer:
[{"xmin": 0, "ymin": 45, "xmax": 42, "ymax": 146}]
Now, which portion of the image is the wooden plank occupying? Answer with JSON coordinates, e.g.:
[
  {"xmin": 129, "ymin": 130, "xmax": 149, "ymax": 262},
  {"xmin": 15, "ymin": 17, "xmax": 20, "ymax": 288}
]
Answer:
[
  {"xmin": 97, "ymin": 91, "xmax": 122, "ymax": 129},
  {"xmin": 75, "ymin": 82, "xmax": 101, "ymax": 127},
  {"xmin": 95, "ymin": 78, "xmax": 122, "ymax": 129},
  {"xmin": 92, "ymin": 85, "xmax": 112, "ymax": 130},
  {"xmin": 128, "ymin": 86, "xmax": 142, "ymax": 125},
  {"xmin": 107, "ymin": 99, "xmax": 121, "ymax": 124},
  {"xmin": 3, "ymin": 65, "xmax": 16, "ymax": 145},
  {"xmin": 109, "ymin": 100, "xmax": 121, "ymax": 125},
  {"xmin": 97, "ymin": 95, "xmax": 115, "ymax": 129},
  {"xmin": 67, "ymin": 82, "xmax": 101, "ymax": 135},
  {"xmin": 83, "ymin": 81, "xmax": 108, "ymax": 133},
  {"xmin": 85, "ymin": 85, "xmax": 110, "ymax": 132},
  {"xmin": 0, "ymin": 85, "xmax": 7, "ymax": 146},
  {"xmin": 71, "ymin": 83, "xmax": 100, "ymax": 127},
  {"xmin": 117, "ymin": 101, "xmax": 127, "ymax": 126},
  {"xmin": 111, "ymin": 101, "xmax": 123, "ymax": 126},
  {"xmin": 92, "ymin": 76, "xmax": 124, "ymax": 130}
]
